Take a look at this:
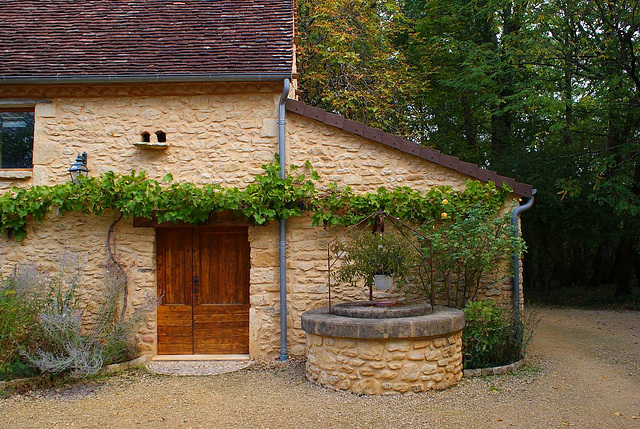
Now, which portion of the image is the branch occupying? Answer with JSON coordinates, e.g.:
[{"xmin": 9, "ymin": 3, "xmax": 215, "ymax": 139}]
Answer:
[{"xmin": 106, "ymin": 211, "xmax": 127, "ymax": 322}]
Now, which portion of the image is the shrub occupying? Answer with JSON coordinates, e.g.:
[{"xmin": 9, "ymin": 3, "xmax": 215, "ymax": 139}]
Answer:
[
  {"xmin": 332, "ymin": 230, "xmax": 422, "ymax": 291},
  {"xmin": 423, "ymin": 206, "xmax": 525, "ymax": 309},
  {"xmin": 0, "ymin": 265, "xmax": 45, "ymax": 380},
  {"xmin": 462, "ymin": 300, "xmax": 534, "ymax": 369},
  {"xmin": 19, "ymin": 255, "xmax": 155, "ymax": 378}
]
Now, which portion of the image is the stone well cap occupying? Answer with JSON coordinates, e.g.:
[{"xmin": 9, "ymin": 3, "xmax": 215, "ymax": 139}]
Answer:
[{"xmin": 301, "ymin": 306, "xmax": 465, "ymax": 339}]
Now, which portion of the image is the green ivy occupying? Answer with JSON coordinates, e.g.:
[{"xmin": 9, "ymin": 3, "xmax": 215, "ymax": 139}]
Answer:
[{"xmin": 0, "ymin": 158, "xmax": 512, "ymax": 241}]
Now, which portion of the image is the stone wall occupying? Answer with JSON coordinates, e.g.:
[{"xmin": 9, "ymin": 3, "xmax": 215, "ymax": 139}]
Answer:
[
  {"xmin": 0, "ymin": 82, "xmax": 284, "ymax": 193},
  {"xmin": 305, "ymin": 331, "xmax": 463, "ymax": 395},
  {"xmin": 0, "ymin": 83, "xmax": 523, "ymax": 360},
  {"xmin": 284, "ymin": 115, "xmax": 522, "ymax": 354},
  {"xmin": 0, "ymin": 83, "xmax": 285, "ymax": 358}
]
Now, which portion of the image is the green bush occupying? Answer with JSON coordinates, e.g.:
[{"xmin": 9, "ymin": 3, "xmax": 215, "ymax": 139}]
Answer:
[
  {"xmin": 462, "ymin": 300, "xmax": 533, "ymax": 369},
  {"xmin": 423, "ymin": 206, "xmax": 525, "ymax": 309},
  {"xmin": 0, "ymin": 266, "xmax": 45, "ymax": 380},
  {"xmin": 332, "ymin": 231, "xmax": 420, "ymax": 290}
]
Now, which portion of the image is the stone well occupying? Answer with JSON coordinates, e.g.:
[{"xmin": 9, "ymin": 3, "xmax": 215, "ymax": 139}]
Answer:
[{"xmin": 301, "ymin": 304, "xmax": 465, "ymax": 395}]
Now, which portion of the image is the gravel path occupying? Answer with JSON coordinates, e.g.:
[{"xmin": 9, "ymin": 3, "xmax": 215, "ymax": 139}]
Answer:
[{"xmin": 1, "ymin": 307, "xmax": 639, "ymax": 428}]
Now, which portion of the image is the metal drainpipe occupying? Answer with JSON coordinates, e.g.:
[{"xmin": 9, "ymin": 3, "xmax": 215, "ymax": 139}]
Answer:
[
  {"xmin": 278, "ymin": 78, "xmax": 290, "ymax": 361},
  {"xmin": 512, "ymin": 188, "xmax": 536, "ymax": 328}
]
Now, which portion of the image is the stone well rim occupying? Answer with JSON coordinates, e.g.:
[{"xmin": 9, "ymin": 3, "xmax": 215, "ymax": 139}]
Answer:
[
  {"xmin": 301, "ymin": 305, "xmax": 464, "ymax": 339},
  {"xmin": 331, "ymin": 301, "xmax": 433, "ymax": 319}
]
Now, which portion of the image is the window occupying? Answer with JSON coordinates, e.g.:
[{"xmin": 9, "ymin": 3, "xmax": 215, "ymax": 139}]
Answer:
[{"xmin": 0, "ymin": 109, "xmax": 34, "ymax": 169}]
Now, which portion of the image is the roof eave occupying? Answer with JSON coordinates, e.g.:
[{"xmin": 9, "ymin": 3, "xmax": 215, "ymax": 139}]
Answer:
[
  {"xmin": 285, "ymin": 98, "xmax": 535, "ymax": 198},
  {"xmin": 0, "ymin": 73, "xmax": 293, "ymax": 85}
]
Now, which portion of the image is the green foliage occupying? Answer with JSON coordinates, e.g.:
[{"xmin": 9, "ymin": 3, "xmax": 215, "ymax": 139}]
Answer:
[
  {"xmin": 313, "ymin": 179, "xmax": 511, "ymax": 227},
  {"xmin": 297, "ymin": 0, "xmax": 640, "ymax": 297},
  {"xmin": 0, "ymin": 266, "xmax": 45, "ymax": 380},
  {"xmin": 0, "ymin": 160, "xmax": 318, "ymax": 240},
  {"xmin": 424, "ymin": 205, "xmax": 525, "ymax": 308},
  {"xmin": 332, "ymin": 231, "xmax": 420, "ymax": 289},
  {"xmin": 462, "ymin": 300, "xmax": 531, "ymax": 369},
  {"xmin": 297, "ymin": 0, "xmax": 417, "ymax": 135},
  {"xmin": 0, "ymin": 158, "xmax": 512, "ymax": 242}
]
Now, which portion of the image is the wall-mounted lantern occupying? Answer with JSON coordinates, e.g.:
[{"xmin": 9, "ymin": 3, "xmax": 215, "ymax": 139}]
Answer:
[{"xmin": 68, "ymin": 152, "xmax": 89, "ymax": 183}]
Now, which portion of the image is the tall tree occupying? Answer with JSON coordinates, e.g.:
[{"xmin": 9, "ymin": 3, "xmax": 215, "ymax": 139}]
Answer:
[
  {"xmin": 297, "ymin": 0, "xmax": 417, "ymax": 135},
  {"xmin": 296, "ymin": 0, "xmax": 640, "ymax": 297}
]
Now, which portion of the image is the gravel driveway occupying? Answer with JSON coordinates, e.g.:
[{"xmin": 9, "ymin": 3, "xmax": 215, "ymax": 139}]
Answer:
[{"xmin": 1, "ymin": 307, "xmax": 639, "ymax": 428}]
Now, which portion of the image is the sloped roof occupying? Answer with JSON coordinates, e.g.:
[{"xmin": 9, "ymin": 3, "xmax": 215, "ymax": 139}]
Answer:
[
  {"xmin": 0, "ymin": 0, "xmax": 294, "ymax": 82},
  {"xmin": 286, "ymin": 99, "xmax": 534, "ymax": 198}
]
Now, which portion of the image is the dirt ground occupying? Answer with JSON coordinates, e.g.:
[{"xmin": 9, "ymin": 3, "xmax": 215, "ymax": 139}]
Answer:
[{"xmin": 1, "ymin": 307, "xmax": 638, "ymax": 428}]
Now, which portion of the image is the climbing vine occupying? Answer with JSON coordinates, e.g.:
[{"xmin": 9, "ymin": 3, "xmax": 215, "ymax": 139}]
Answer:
[{"xmin": 0, "ymin": 158, "xmax": 512, "ymax": 241}]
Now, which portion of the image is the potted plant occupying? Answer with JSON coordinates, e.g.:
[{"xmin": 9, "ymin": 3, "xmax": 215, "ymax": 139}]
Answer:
[{"xmin": 332, "ymin": 231, "xmax": 417, "ymax": 296}]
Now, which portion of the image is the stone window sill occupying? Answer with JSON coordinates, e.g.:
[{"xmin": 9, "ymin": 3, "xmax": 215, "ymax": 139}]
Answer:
[
  {"xmin": 0, "ymin": 169, "xmax": 32, "ymax": 179},
  {"xmin": 133, "ymin": 142, "xmax": 169, "ymax": 150}
]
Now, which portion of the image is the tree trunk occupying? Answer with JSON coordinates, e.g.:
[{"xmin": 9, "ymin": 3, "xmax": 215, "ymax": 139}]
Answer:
[
  {"xmin": 614, "ymin": 232, "xmax": 634, "ymax": 296},
  {"xmin": 588, "ymin": 243, "xmax": 609, "ymax": 288},
  {"xmin": 462, "ymin": 95, "xmax": 477, "ymax": 154}
]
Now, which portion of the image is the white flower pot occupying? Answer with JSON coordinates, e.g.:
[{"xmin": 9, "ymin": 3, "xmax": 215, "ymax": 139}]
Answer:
[{"xmin": 374, "ymin": 275, "xmax": 394, "ymax": 290}]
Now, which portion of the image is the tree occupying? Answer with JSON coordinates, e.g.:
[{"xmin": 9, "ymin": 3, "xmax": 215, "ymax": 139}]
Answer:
[
  {"xmin": 297, "ymin": 0, "xmax": 417, "ymax": 135},
  {"xmin": 296, "ymin": 0, "xmax": 640, "ymax": 299}
]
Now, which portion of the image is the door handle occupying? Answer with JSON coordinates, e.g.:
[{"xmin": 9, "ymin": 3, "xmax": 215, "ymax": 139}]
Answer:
[{"xmin": 193, "ymin": 275, "xmax": 199, "ymax": 294}]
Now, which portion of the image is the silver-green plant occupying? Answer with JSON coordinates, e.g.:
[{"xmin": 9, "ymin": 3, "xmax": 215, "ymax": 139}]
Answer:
[
  {"xmin": 0, "ymin": 264, "xmax": 46, "ymax": 376},
  {"xmin": 21, "ymin": 253, "xmax": 156, "ymax": 378}
]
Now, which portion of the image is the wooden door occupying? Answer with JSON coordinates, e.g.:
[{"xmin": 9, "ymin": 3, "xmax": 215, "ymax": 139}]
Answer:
[{"xmin": 157, "ymin": 227, "xmax": 250, "ymax": 355}]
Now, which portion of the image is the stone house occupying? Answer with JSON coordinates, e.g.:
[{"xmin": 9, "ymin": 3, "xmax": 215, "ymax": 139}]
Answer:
[{"xmin": 0, "ymin": 1, "xmax": 533, "ymax": 360}]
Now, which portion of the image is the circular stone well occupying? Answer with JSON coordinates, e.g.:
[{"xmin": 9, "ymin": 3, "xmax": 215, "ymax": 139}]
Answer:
[{"xmin": 301, "ymin": 305, "xmax": 465, "ymax": 395}]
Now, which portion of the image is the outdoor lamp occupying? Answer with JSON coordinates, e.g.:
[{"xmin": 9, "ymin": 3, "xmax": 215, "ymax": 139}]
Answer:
[{"xmin": 68, "ymin": 152, "xmax": 89, "ymax": 183}]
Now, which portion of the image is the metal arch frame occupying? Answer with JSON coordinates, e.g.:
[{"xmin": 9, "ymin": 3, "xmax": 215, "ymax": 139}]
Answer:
[{"xmin": 326, "ymin": 210, "xmax": 434, "ymax": 313}]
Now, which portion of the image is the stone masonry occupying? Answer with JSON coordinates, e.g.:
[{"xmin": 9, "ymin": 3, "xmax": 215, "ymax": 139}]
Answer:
[
  {"xmin": 0, "ymin": 82, "xmax": 524, "ymax": 360},
  {"xmin": 305, "ymin": 332, "xmax": 463, "ymax": 395}
]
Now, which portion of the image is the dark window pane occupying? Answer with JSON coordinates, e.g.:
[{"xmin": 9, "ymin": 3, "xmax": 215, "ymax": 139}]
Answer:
[{"xmin": 0, "ymin": 111, "xmax": 34, "ymax": 169}]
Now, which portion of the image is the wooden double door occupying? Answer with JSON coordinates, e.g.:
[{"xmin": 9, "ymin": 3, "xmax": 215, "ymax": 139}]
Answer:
[{"xmin": 156, "ymin": 227, "xmax": 250, "ymax": 355}]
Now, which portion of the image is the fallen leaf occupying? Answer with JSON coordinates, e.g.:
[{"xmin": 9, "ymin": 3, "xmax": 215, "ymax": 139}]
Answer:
[
  {"xmin": 562, "ymin": 422, "xmax": 571, "ymax": 426},
  {"xmin": 632, "ymin": 416, "xmax": 637, "ymax": 420},
  {"xmin": 614, "ymin": 412, "xmax": 623, "ymax": 416}
]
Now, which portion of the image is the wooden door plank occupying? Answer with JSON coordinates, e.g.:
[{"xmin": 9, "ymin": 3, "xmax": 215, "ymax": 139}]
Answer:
[
  {"xmin": 158, "ymin": 305, "xmax": 193, "ymax": 327},
  {"xmin": 157, "ymin": 228, "xmax": 194, "ymax": 355},
  {"xmin": 192, "ymin": 228, "xmax": 250, "ymax": 355}
]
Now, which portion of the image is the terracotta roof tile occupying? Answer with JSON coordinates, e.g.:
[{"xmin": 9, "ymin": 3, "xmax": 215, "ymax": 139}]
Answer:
[
  {"xmin": 0, "ymin": 0, "xmax": 294, "ymax": 80},
  {"xmin": 286, "ymin": 99, "xmax": 534, "ymax": 197}
]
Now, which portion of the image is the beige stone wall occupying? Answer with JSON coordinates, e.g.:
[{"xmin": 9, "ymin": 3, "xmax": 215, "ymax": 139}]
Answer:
[
  {"xmin": 305, "ymin": 331, "xmax": 463, "ymax": 395},
  {"xmin": 0, "ymin": 82, "xmax": 284, "ymax": 192},
  {"xmin": 0, "ymin": 84, "xmax": 521, "ymax": 360},
  {"xmin": 0, "ymin": 210, "xmax": 159, "ymax": 353},
  {"xmin": 287, "ymin": 115, "xmax": 471, "ymax": 192},
  {"xmin": 284, "ymin": 114, "xmax": 521, "ymax": 354},
  {"xmin": 0, "ymin": 83, "xmax": 286, "ymax": 358}
]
